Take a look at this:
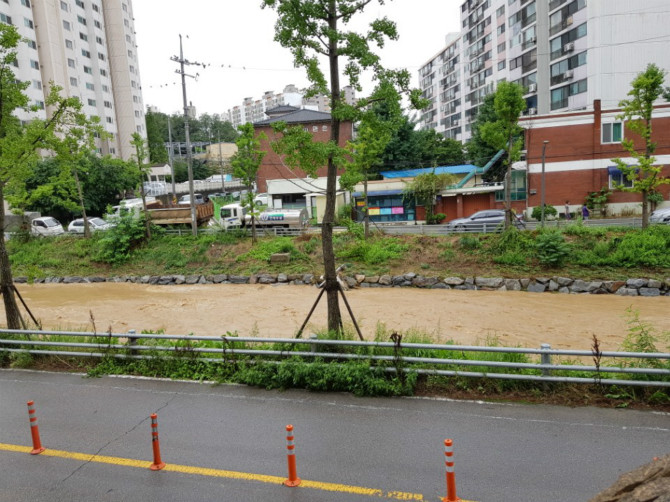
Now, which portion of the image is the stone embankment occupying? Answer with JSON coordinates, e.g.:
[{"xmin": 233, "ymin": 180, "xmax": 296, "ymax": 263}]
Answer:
[{"xmin": 13, "ymin": 273, "xmax": 670, "ymax": 297}]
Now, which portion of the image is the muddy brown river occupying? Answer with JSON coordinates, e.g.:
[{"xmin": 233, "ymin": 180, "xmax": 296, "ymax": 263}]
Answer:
[{"xmin": 4, "ymin": 283, "xmax": 669, "ymax": 351}]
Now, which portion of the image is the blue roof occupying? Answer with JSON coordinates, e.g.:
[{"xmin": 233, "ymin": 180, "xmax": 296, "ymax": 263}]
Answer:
[{"xmin": 380, "ymin": 164, "xmax": 478, "ymax": 179}]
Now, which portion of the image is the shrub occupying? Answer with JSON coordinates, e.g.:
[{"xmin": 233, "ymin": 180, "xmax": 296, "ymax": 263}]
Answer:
[
  {"xmin": 535, "ymin": 229, "xmax": 570, "ymax": 267},
  {"xmin": 94, "ymin": 212, "xmax": 149, "ymax": 264},
  {"xmin": 531, "ymin": 205, "xmax": 558, "ymax": 221},
  {"xmin": 458, "ymin": 236, "xmax": 481, "ymax": 250}
]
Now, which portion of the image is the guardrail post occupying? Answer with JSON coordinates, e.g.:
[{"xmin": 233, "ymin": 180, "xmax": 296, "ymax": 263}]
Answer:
[
  {"xmin": 442, "ymin": 439, "xmax": 460, "ymax": 502},
  {"xmin": 309, "ymin": 334, "xmax": 318, "ymax": 354},
  {"xmin": 540, "ymin": 343, "xmax": 552, "ymax": 377},
  {"xmin": 283, "ymin": 424, "xmax": 301, "ymax": 487},
  {"xmin": 26, "ymin": 400, "xmax": 45, "ymax": 455},
  {"xmin": 128, "ymin": 329, "xmax": 137, "ymax": 356},
  {"xmin": 149, "ymin": 413, "xmax": 166, "ymax": 471}
]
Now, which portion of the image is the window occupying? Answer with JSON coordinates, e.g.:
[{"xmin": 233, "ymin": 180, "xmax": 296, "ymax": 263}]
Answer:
[
  {"xmin": 496, "ymin": 5, "xmax": 505, "ymax": 17},
  {"xmin": 109, "ymin": 147, "xmax": 115, "ymax": 154},
  {"xmin": 497, "ymin": 42, "xmax": 506, "ymax": 53},
  {"xmin": 602, "ymin": 122, "xmax": 623, "ymax": 144},
  {"xmin": 98, "ymin": 52, "xmax": 105, "ymax": 61},
  {"xmin": 30, "ymin": 60, "xmax": 39, "ymax": 70},
  {"xmin": 497, "ymin": 24, "xmax": 505, "ymax": 35},
  {"xmin": 122, "ymin": 3, "xmax": 127, "ymax": 11},
  {"xmin": 32, "ymin": 80, "xmax": 42, "ymax": 90},
  {"xmin": 88, "ymin": 98, "xmax": 96, "ymax": 106},
  {"xmin": 65, "ymin": 39, "xmax": 73, "ymax": 49},
  {"xmin": 77, "ymin": 15, "xmax": 86, "ymax": 25},
  {"xmin": 60, "ymin": 1, "xmax": 68, "ymax": 11},
  {"xmin": 312, "ymin": 126, "xmax": 318, "ymax": 132},
  {"xmin": 26, "ymin": 39, "xmax": 37, "ymax": 49},
  {"xmin": 0, "ymin": 13, "xmax": 12, "ymax": 25},
  {"xmin": 132, "ymin": 95, "xmax": 138, "ymax": 103},
  {"xmin": 609, "ymin": 168, "xmax": 634, "ymax": 189},
  {"xmin": 496, "ymin": 170, "xmax": 526, "ymax": 201},
  {"xmin": 75, "ymin": 0, "xmax": 84, "ymax": 7},
  {"xmin": 80, "ymin": 32, "xmax": 88, "ymax": 41},
  {"xmin": 322, "ymin": 125, "xmax": 328, "ymax": 132},
  {"xmin": 127, "ymin": 49, "xmax": 133, "ymax": 57},
  {"xmin": 104, "ymin": 100, "xmax": 112, "ymax": 108},
  {"xmin": 92, "ymin": 4, "xmax": 99, "ymax": 12},
  {"xmin": 124, "ymin": 18, "xmax": 129, "ymax": 27},
  {"xmin": 83, "ymin": 65, "xmax": 92, "ymax": 74},
  {"xmin": 86, "ymin": 82, "xmax": 94, "ymax": 90},
  {"xmin": 70, "ymin": 77, "xmax": 78, "ymax": 86},
  {"xmin": 94, "ymin": 20, "xmax": 101, "ymax": 29},
  {"xmin": 106, "ymin": 116, "xmax": 113, "ymax": 123},
  {"xmin": 102, "ymin": 84, "xmax": 109, "ymax": 92},
  {"xmin": 62, "ymin": 20, "xmax": 70, "ymax": 30},
  {"xmin": 34, "ymin": 100, "xmax": 45, "ymax": 110},
  {"xmin": 68, "ymin": 58, "xmax": 75, "ymax": 68},
  {"xmin": 96, "ymin": 36, "xmax": 103, "ymax": 44},
  {"xmin": 498, "ymin": 60, "xmax": 506, "ymax": 70},
  {"xmin": 126, "ymin": 34, "xmax": 131, "ymax": 43},
  {"xmin": 134, "ymin": 110, "xmax": 140, "ymax": 117},
  {"xmin": 81, "ymin": 49, "xmax": 90, "ymax": 58},
  {"xmin": 24, "ymin": 18, "xmax": 34, "ymax": 29},
  {"xmin": 99, "ymin": 68, "xmax": 107, "ymax": 76},
  {"xmin": 21, "ymin": 0, "xmax": 31, "ymax": 7},
  {"xmin": 550, "ymin": 78, "xmax": 587, "ymax": 109},
  {"xmin": 129, "ymin": 65, "xmax": 135, "ymax": 73}
]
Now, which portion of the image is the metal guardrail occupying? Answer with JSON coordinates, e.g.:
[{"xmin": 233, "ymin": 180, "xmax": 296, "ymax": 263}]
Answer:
[{"xmin": 1, "ymin": 329, "xmax": 668, "ymax": 388}]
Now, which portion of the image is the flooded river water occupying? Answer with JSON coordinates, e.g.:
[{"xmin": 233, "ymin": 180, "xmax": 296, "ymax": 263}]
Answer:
[{"xmin": 6, "ymin": 283, "xmax": 669, "ymax": 350}]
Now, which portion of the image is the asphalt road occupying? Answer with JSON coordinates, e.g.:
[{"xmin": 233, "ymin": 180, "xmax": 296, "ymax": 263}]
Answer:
[{"xmin": 0, "ymin": 370, "xmax": 668, "ymax": 502}]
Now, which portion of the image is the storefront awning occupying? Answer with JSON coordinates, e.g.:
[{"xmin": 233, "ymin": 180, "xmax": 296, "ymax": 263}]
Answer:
[{"xmin": 353, "ymin": 189, "xmax": 404, "ymax": 197}]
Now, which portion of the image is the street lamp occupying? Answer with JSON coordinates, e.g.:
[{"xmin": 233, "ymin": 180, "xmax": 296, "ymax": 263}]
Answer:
[{"xmin": 540, "ymin": 140, "xmax": 549, "ymax": 227}]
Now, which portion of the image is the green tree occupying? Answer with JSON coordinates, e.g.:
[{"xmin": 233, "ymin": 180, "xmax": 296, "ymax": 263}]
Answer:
[
  {"xmin": 145, "ymin": 109, "xmax": 169, "ymax": 164},
  {"xmin": 0, "ymin": 24, "xmax": 88, "ymax": 328},
  {"xmin": 403, "ymin": 171, "xmax": 456, "ymax": 224},
  {"xmin": 612, "ymin": 63, "xmax": 670, "ymax": 228},
  {"xmin": 262, "ymin": 0, "xmax": 424, "ymax": 334},
  {"xmin": 480, "ymin": 81, "xmax": 526, "ymax": 228},
  {"xmin": 131, "ymin": 133, "xmax": 152, "ymax": 238},
  {"xmin": 414, "ymin": 129, "xmax": 464, "ymax": 167},
  {"xmin": 466, "ymin": 93, "xmax": 502, "ymax": 177},
  {"xmin": 231, "ymin": 123, "xmax": 266, "ymax": 244}
]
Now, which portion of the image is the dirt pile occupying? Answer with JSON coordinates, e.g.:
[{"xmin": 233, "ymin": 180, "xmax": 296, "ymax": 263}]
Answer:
[{"xmin": 590, "ymin": 454, "xmax": 670, "ymax": 502}]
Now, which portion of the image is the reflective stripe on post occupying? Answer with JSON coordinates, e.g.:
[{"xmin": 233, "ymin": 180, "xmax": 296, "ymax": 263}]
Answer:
[
  {"xmin": 283, "ymin": 424, "xmax": 301, "ymax": 487},
  {"xmin": 149, "ymin": 413, "xmax": 166, "ymax": 471},
  {"xmin": 442, "ymin": 439, "xmax": 460, "ymax": 502},
  {"xmin": 26, "ymin": 400, "xmax": 45, "ymax": 455}
]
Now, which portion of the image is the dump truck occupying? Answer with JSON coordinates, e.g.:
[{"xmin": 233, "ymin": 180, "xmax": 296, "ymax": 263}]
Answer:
[
  {"xmin": 148, "ymin": 201, "xmax": 214, "ymax": 226},
  {"xmin": 219, "ymin": 203, "xmax": 309, "ymax": 231}
]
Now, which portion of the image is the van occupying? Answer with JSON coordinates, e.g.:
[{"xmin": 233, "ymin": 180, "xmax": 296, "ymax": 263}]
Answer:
[{"xmin": 31, "ymin": 217, "xmax": 65, "ymax": 236}]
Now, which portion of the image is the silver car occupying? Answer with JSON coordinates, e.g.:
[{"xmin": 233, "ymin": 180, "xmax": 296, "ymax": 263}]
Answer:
[
  {"xmin": 446, "ymin": 210, "xmax": 524, "ymax": 232},
  {"xmin": 649, "ymin": 207, "xmax": 670, "ymax": 224},
  {"xmin": 68, "ymin": 217, "xmax": 113, "ymax": 233}
]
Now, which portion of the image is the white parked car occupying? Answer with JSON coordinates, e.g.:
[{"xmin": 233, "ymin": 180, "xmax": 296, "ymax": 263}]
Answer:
[
  {"xmin": 68, "ymin": 217, "xmax": 113, "ymax": 234},
  {"xmin": 31, "ymin": 217, "xmax": 65, "ymax": 237},
  {"xmin": 649, "ymin": 207, "xmax": 670, "ymax": 224},
  {"xmin": 253, "ymin": 193, "xmax": 270, "ymax": 206}
]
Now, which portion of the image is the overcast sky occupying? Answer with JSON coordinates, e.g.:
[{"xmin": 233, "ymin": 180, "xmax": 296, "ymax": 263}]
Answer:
[{"xmin": 133, "ymin": 0, "xmax": 462, "ymax": 117}]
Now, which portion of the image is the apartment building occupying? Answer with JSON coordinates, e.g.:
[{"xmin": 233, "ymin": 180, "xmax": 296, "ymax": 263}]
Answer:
[
  {"xmin": 226, "ymin": 84, "xmax": 356, "ymax": 128},
  {"xmin": 419, "ymin": 0, "xmax": 670, "ymax": 142},
  {"xmin": 1, "ymin": 0, "xmax": 145, "ymax": 160}
]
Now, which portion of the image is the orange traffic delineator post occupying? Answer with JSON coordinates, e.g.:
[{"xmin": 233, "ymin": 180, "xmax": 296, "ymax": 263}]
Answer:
[
  {"xmin": 442, "ymin": 439, "xmax": 460, "ymax": 502},
  {"xmin": 283, "ymin": 424, "xmax": 301, "ymax": 487},
  {"xmin": 26, "ymin": 400, "xmax": 45, "ymax": 455},
  {"xmin": 149, "ymin": 413, "xmax": 166, "ymax": 471}
]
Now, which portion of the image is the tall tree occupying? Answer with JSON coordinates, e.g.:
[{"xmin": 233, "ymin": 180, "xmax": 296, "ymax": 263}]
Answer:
[
  {"xmin": 231, "ymin": 123, "xmax": 266, "ymax": 244},
  {"xmin": 262, "ymin": 0, "xmax": 424, "ymax": 335},
  {"xmin": 612, "ymin": 63, "xmax": 669, "ymax": 228},
  {"xmin": 145, "ymin": 109, "xmax": 169, "ymax": 164},
  {"xmin": 131, "ymin": 133, "xmax": 152, "ymax": 239},
  {"xmin": 480, "ymin": 81, "xmax": 526, "ymax": 228},
  {"xmin": 466, "ymin": 93, "xmax": 501, "ymax": 173},
  {"xmin": 0, "ymin": 24, "xmax": 87, "ymax": 328}
]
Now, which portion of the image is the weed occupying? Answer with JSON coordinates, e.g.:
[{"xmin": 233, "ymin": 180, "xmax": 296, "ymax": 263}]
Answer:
[{"xmin": 458, "ymin": 236, "xmax": 482, "ymax": 250}]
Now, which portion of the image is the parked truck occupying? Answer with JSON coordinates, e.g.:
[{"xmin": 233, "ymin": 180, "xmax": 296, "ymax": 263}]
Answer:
[{"xmin": 219, "ymin": 203, "xmax": 309, "ymax": 231}]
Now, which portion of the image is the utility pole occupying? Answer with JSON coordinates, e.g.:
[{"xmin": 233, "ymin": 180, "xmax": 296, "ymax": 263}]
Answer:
[
  {"xmin": 218, "ymin": 132, "xmax": 225, "ymax": 194},
  {"xmin": 167, "ymin": 116, "xmax": 176, "ymax": 202},
  {"xmin": 171, "ymin": 35, "xmax": 200, "ymax": 235}
]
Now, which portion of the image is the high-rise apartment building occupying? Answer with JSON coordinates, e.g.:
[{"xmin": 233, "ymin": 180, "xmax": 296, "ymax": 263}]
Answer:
[
  {"xmin": 226, "ymin": 84, "xmax": 356, "ymax": 128},
  {"xmin": 2, "ymin": 0, "xmax": 145, "ymax": 160},
  {"xmin": 419, "ymin": 0, "xmax": 670, "ymax": 142}
]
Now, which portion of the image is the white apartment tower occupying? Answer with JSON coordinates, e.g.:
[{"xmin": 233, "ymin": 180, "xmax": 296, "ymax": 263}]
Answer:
[
  {"xmin": 419, "ymin": 0, "xmax": 670, "ymax": 142},
  {"xmin": 1, "ymin": 0, "xmax": 145, "ymax": 160}
]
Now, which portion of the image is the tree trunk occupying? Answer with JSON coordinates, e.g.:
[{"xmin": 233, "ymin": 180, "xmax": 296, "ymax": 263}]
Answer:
[
  {"xmin": 323, "ymin": 1, "xmax": 343, "ymax": 334},
  {"xmin": 0, "ymin": 186, "xmax": 23, "ymax": 329},
  {"xmin": 504, "ymin": 132, "xmax": 513, "ymax": 229},
  {"xmin": 363, "ymin": 176, "xmax": 369, "ymax": 239},
  {"xmin": 139, "ymin": 181, "xmax": 151, "ymax": 239},
  {"xmin": 73, "ymin": 169, "xmax": 90, "ymax": 238}
]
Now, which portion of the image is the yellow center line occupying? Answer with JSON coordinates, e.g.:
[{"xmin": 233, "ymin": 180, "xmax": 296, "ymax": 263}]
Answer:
[{"xmin": 0, "ymin": 443, "xmax": 435, "ymax": 500}]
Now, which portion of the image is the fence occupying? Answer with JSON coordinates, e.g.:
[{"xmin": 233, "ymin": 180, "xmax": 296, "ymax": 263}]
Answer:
[{"xmin": 1, "ymin": 329, "xmax": 668, "ymax": 388}]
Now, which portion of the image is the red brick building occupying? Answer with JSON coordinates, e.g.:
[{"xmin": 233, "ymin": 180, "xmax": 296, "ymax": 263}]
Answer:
[
  {"xmin": 521, "ymin": 100, "xmax": 670, "ymax": 217},
  {"xmin": 253, "ymin": 107, "xmax": 353, "ymax": 203}
]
